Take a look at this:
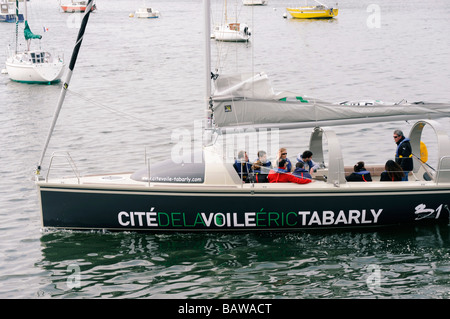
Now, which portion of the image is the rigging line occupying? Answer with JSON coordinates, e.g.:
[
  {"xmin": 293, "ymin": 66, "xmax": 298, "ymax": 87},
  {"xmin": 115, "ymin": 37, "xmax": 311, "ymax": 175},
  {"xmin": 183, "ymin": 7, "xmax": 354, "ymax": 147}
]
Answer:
[
  {"xmin": 251, "ymin": 3, "xmax": 254, "ymax": 95},
  {"xmin": 65, "ymin": 89, "xmax": 172, "ymax": 133},
  {"xmin": 37, "ymin": 0, "xmax": 95, "ymax": 172}
]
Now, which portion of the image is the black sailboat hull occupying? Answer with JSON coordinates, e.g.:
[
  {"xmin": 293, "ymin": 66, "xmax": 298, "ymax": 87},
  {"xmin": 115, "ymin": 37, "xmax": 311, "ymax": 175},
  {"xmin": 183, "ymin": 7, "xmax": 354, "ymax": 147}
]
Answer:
[{"xmin": 38, "ymin": 185, "xmax": 450, "ymax": 231}]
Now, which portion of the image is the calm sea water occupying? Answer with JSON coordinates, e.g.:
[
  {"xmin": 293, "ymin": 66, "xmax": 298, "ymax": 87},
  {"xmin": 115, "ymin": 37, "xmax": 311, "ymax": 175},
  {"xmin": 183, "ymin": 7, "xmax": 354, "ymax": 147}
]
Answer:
[{"xmin": 1, "ymin": 0, "xmax": 449, "ymax": 299}]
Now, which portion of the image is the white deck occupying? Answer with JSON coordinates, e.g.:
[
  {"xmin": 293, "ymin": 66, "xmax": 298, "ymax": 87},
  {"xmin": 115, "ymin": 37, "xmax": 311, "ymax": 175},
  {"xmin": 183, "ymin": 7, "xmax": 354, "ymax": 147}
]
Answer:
[{"xmin": 38, "ymin": 170, "xmax": 445, "ymax": 194}]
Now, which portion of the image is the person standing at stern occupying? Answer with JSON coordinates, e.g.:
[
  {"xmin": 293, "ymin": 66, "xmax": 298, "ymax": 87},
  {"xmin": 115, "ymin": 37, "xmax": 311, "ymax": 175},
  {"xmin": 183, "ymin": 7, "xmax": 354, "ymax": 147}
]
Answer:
[{"xmin": 393, "ymin": 129, "xmax": 413, "ymax": 180}]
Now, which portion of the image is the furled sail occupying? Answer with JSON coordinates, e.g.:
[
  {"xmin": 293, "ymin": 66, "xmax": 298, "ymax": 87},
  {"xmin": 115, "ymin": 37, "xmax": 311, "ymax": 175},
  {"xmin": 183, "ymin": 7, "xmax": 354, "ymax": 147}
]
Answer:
[
  {"xmin": 211, "ymin": 72, "xmax": 450, "ymax": 130},
  {"xmin": 24, "ymin": 21, "xmax": 42, "ymax": 40},
  {"xmin": 213, "ymin": 72, "xmax": 276, "ymax": 100}
]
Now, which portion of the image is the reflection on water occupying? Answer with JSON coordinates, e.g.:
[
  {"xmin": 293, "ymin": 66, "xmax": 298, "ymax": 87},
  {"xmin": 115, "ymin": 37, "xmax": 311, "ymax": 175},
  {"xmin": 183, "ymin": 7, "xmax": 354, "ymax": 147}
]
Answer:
[{"xmin": 37, "ymin": 225, "xmax": 450, "ymax": 298}]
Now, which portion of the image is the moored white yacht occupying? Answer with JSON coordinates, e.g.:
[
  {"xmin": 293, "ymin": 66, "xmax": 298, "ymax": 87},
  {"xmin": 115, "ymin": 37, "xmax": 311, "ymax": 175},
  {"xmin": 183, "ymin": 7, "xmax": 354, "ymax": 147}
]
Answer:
[
  {"xmin": 213, "ymin": 0, "xmax": 251, "ymax": 42},
  {"xmin": 5, "ymin": 1, "xmax": 64, "ymax": 83},
  {"xmin": 213, "ymin": 22, "xmax": 251, "ymax": 42},
  {"xmin": 5, "ymin": 50, "xmax": 65, "ymax": 83}
]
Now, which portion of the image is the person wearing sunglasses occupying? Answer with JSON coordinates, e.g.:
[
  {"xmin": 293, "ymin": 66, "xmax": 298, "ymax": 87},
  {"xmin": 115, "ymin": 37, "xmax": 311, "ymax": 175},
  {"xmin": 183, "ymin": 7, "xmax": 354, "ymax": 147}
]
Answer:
[
  {"xmin": 393, "ymin": 129, "xmax": 413, "ymax": 181},
  {"xmin": 276, "ymin": 148, "xmax": 292, "ymax": 172}
]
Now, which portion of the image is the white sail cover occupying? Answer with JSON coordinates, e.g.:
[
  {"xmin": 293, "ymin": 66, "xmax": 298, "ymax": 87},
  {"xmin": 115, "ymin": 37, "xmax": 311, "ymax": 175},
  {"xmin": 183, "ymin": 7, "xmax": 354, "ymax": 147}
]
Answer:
[
  {"xmin": 211, "ymin": 72, "xmax": 450, "ymax": 130},
  {"xmin": 213, "ymin": 72, "xmax": 276, "ymax": 100}
]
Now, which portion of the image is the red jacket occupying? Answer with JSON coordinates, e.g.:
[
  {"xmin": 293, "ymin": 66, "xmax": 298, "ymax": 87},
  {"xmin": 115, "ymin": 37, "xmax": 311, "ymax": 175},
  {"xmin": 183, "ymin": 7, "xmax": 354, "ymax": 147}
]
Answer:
[{"xmin": 268, "ymin": 169, "xmax": 312, "ymax": 184}]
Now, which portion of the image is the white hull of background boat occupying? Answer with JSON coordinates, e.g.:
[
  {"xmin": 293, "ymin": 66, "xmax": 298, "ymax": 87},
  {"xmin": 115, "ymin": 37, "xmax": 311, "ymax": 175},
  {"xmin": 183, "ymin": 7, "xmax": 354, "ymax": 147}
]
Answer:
[
  {"xmin": 5, "ymin": 57, "xmax": 64, "ymax": 83},
  {"xmin": 134, "ymin": 8, "xmax": 160, "ymax": 18},
  {"xmin": 60, "ymin": 2, "xmax": 96, "ymax": 13},
  {"xmin": 213, "ymin": 23, "xmax": 251, "ymax": 42},
  {"xmin": 243, "ymin": 0, "xmax": 268, "ymax": 5}
]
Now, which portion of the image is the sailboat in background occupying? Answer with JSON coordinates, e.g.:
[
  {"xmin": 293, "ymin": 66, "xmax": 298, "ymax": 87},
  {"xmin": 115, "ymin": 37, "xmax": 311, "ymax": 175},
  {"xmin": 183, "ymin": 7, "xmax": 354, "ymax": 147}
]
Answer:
[
  {"xmin": 287, "ymin": 0, "xmax": 338, "ymax": 19},
  {"xmin": 242, "ymin": 0, "xmax": 267, "ymax": 5},
  {"xmin": 60, "ymin": 0, "xmax": 97, "ymax": 13},
  {"xmin": 0, "ymin": 0, "xmax": 23, "ymax": 23},
  {"xmin": 213, "ymin": 0, "xmax": 251, "ymax": 42},
  {"xmin": 5, "ymin": 0, "xmax": 65, "ymax": 83}
]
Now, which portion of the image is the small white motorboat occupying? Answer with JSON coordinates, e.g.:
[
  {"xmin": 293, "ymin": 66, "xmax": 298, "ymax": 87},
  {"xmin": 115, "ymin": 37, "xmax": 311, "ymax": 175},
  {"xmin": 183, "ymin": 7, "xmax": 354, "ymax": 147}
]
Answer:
[
  {"xmin": 242, "ymin": 0, "xmax": 268, "ymax": 5},
  {"xmin": 135, "ymin": 7, "xmax": 160, "ymax": 19}
]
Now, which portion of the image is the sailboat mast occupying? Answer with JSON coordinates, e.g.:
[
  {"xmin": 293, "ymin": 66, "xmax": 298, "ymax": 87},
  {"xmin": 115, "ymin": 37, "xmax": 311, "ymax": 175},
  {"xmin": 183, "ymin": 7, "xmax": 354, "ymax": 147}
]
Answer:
[
  {"xmin": 14, "ymin": 0, "xmax": 19, "ymax": 54},
  {"xmin": 224, "ymin": 0, "xmax": 227, "ymax": 23},
  {"xmin": 204, "ymin": 0, "xmax": 211, "ymax": 100},
  {"xmin": 24, "ymin": 0, "xmax": 30, "ymax": 50},
  {"xmin": 204, "ymin": 0, "xmax": 212, "ymax": 132},
  {"xmin": 36, "ymin": 0, "xmax": 95, "ymax": 173}
]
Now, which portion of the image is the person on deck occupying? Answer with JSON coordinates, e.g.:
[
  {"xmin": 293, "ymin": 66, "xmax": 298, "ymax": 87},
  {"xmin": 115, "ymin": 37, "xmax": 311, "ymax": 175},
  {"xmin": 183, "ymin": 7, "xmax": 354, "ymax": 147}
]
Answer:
[
  {"xmin": 276, "ymin": 148, "xmax": 292, "ymax": 172},
  {"xmin": 268, "ymin": 159, "xmax": 313, "ymax": 184},
  {"xmin": 380, "ymin": 160, "xmax": 405, "ymax": 182},
  {"xmin": 393, "ymin": 129, "xmax": 413, "ymax": 180},
  {"xmin": 233, "ymin": 150, "xmax": 252, "ymax": 182},
  {"xmin": 345, "ymin": 161, "xmax": 372, "ymax": 182},
  {"xmin": 250, "ymin": 160, "xmax": 268, "ymax": 183},
  {"xmin": 296, "ymin": 150, "xmax": 320, "ymax": 175},
  {"xmin": 255, "ymin": 150, "xmax": 272, "ymax": 169},
  {"xmin": 292, "ymin": 161, "xmax": 312, "ymax": 180}
]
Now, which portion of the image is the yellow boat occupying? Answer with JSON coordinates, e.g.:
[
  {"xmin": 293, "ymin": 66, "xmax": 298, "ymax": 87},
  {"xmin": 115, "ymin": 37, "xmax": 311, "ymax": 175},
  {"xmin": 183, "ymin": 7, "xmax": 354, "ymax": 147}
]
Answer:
[{"xmin": 287, "ymin": 4, "xmax": 338, "ymax": 19}]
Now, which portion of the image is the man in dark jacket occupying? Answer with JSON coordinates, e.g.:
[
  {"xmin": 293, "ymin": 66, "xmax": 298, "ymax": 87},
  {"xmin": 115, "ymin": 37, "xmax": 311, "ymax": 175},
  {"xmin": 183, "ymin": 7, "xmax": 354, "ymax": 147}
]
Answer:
[
  {"xmin": 233, "ymin": 150, "xmax": 252, "ymax": 182},
  {"xmin": 393, "ymin": 129, "xmax": 413, "ymax": 180}
]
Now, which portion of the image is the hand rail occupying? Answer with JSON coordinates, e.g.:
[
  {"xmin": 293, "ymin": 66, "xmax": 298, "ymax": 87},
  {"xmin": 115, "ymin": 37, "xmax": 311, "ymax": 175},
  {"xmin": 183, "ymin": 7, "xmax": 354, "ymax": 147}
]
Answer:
[
  {"xmin": 45, "ymin": 151, "xmax": 80, "ymax": 184},
  {"xmin": 436, "ymin": 156, "xmax": 450, "ymax": 185}
]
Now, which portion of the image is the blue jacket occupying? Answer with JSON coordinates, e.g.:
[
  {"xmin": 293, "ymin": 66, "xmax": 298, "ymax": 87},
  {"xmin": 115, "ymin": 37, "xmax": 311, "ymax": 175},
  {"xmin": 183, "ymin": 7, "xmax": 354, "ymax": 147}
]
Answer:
[
  {"xmin": 395, "ymin": 137, "xmax": 413, "ymax": 172},
  {"xmin": 233, "ymin": 160, "xmax": 252, "ymax": 181},
  {"xmin": 254, "ymin": 159, "xmax": 272, "ymax": 168},
  {"xmin": 281, "ymin": 158, "xmax": 292, "ymax": 172},
  {"xmin": 292, "ymin": 167, "xmax": 312, "ymax": 179},
  {"xmin": 296, "ymin": 155, "xmax": 320, "ymax": 172}
]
